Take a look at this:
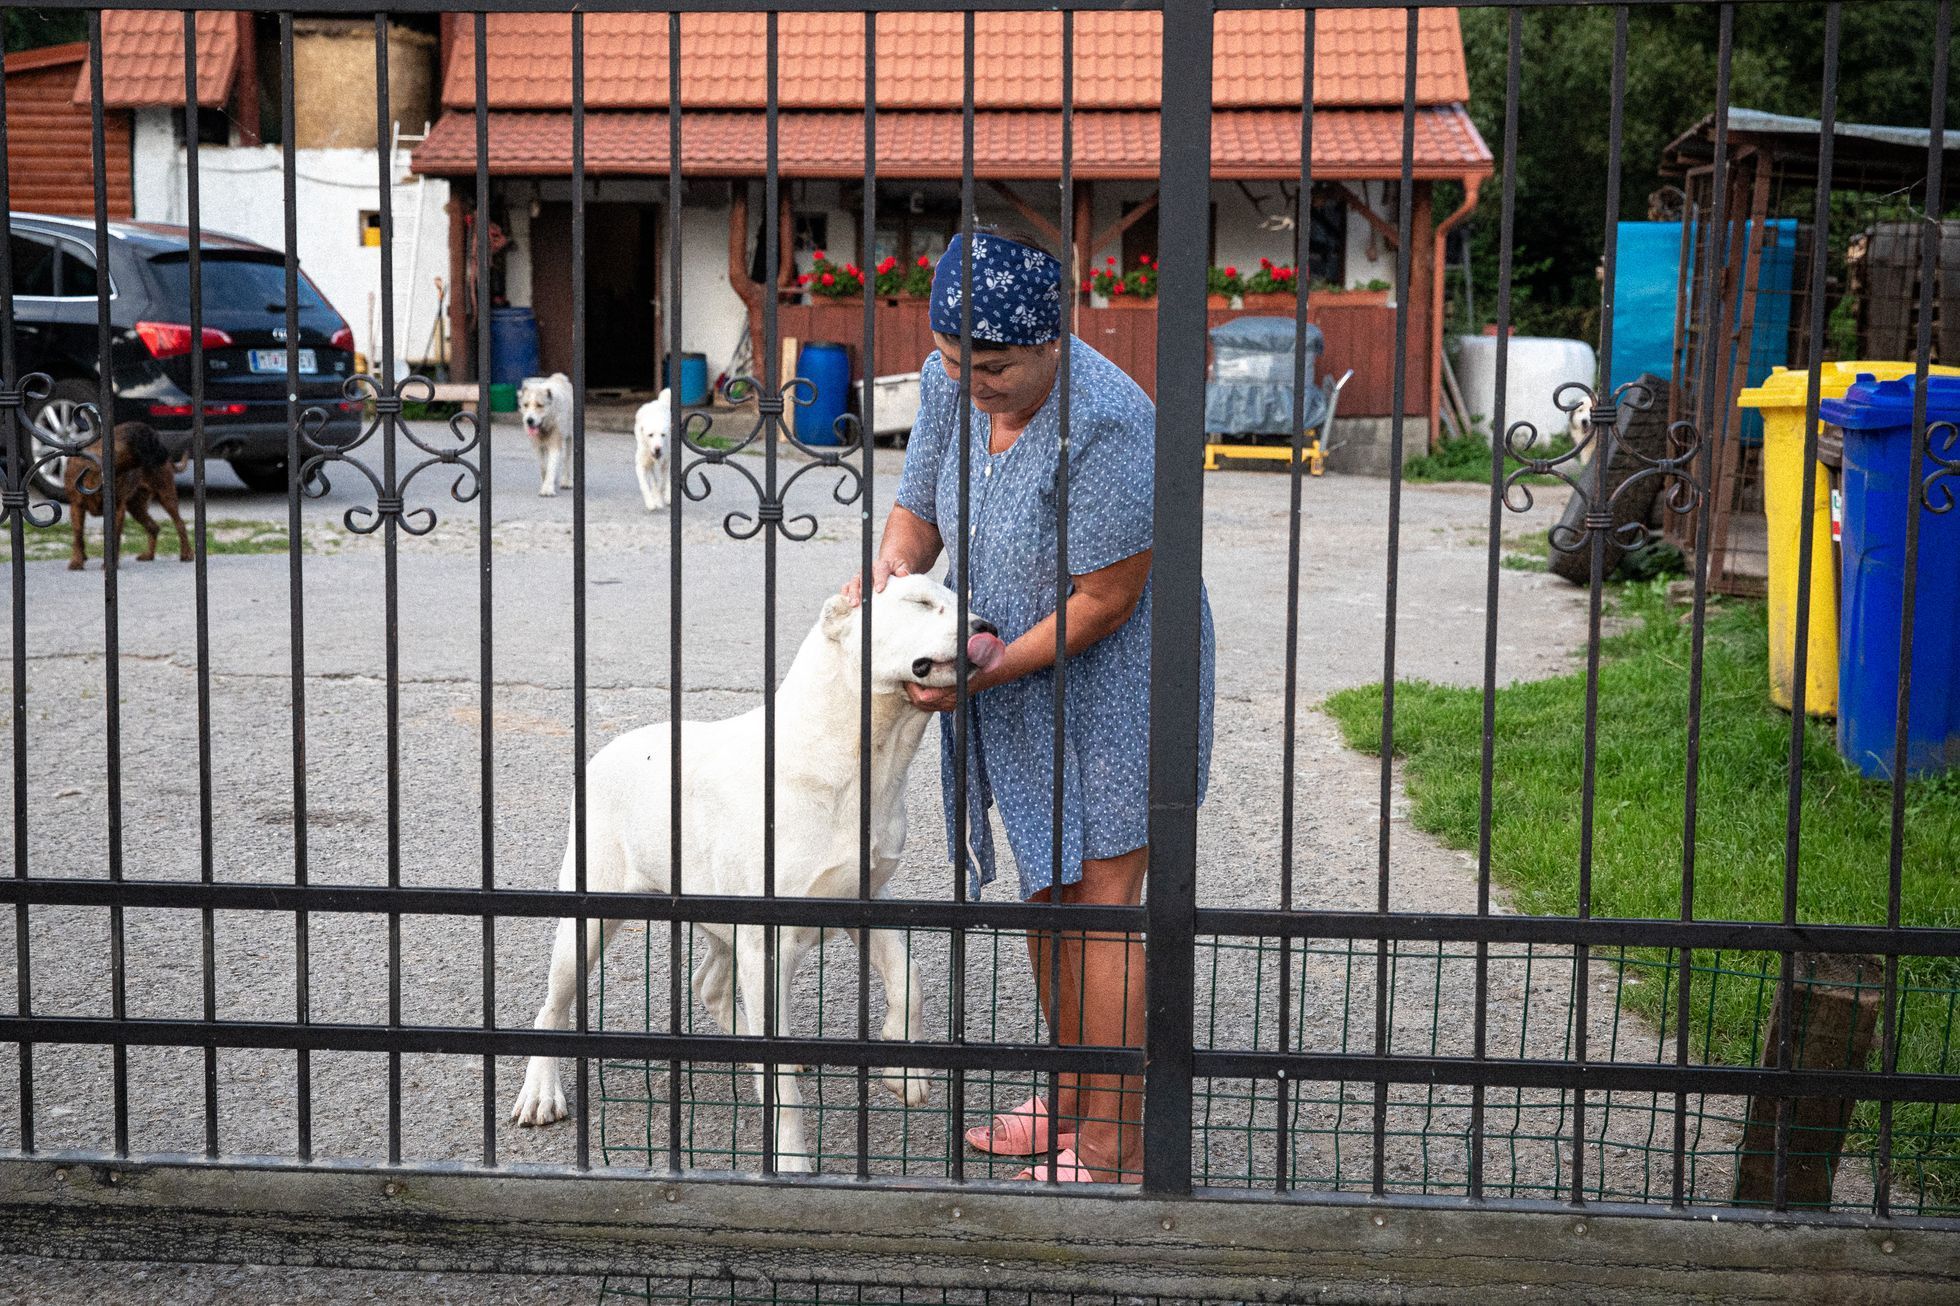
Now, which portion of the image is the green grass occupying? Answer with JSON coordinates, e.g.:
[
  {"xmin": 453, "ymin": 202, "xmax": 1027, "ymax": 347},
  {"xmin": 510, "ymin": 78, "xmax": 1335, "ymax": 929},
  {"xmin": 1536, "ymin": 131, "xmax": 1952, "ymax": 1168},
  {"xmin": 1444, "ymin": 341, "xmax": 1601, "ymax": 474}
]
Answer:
[
  {"xmin": 1324, "ymin": 584, "xmax": 1960, "ymax": 1195},
  {"xmin": 5, "ymin": 516, "xmax": 293, "ymax": 563},
  {"xmin": 1403, "ymin": 432, "xmax": 1576, "ymax": 484}
]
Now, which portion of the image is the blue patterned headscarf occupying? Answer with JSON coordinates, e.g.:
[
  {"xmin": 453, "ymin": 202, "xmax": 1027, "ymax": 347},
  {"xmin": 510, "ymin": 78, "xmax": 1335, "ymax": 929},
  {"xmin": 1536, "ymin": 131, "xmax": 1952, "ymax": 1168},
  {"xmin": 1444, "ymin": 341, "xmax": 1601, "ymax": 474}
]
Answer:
[{"xmin": 930, "ymin": 232, "xmax": 1063, "ymax": 345}]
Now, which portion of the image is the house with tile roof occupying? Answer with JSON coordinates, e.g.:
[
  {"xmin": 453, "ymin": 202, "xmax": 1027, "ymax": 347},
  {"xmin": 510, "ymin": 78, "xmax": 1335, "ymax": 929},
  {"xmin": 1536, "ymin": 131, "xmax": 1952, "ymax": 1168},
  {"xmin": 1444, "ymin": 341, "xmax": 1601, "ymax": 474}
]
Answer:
[
  {"xmin": 407, "ymin": 11, "xmax": 1490, "ymax": 469},
  {"xmin": 65, "ymin": 12, "xmax": 452, "ymax": 374}
]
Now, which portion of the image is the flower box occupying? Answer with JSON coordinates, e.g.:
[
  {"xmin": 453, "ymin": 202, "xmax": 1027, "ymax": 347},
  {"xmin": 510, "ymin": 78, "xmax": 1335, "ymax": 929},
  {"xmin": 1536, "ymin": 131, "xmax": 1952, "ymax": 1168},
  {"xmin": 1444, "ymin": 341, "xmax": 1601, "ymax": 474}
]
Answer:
[{"xmin": 1239, "ymin": 292, "xmax": 1296, "ymax": 311}]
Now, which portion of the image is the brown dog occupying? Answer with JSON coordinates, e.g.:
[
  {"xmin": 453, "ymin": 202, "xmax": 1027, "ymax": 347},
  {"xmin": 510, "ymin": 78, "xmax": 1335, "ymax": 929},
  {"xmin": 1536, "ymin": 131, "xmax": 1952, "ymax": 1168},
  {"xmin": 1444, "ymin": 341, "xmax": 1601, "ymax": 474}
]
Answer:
[{"xmin": 65, "ymin": 421, "xmax": 192, "ymax": 571}]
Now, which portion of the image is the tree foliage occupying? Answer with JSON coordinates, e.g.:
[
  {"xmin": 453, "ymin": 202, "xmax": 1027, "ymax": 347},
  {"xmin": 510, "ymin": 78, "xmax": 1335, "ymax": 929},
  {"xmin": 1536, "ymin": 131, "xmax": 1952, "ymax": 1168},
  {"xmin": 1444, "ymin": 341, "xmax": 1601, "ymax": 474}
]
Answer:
[
  {"xmin": 1457, "ymin": 1, "xmax": 1952, "ymax": 335},
  {"xmin": 6, "ymin": 9, "xmax": 86, "ymax": 55}
]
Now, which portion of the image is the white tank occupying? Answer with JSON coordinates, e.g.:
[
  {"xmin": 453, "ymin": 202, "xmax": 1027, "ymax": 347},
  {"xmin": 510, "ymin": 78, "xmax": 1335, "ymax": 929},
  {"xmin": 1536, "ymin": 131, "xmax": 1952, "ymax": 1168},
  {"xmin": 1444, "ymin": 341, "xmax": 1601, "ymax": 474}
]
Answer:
[{"xmin": 1453, "ymin": 335, "xmax": 1600, "ymax": 449}]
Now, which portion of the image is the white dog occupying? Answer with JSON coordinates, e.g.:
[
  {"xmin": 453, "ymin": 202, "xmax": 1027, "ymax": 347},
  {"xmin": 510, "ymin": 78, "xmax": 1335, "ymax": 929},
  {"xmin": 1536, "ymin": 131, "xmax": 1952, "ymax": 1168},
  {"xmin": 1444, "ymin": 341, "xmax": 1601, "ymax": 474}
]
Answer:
[
  {"xmin": 509, "ymin": 573, "xmax": 1006, "ymax": 1173},
  {"xmin": 516, "ymin": 373, "xmax": 574, "ymax": 497},
  {"xmin": 633, "ymin": 388, "xmax": 672, "ymax": 512}
]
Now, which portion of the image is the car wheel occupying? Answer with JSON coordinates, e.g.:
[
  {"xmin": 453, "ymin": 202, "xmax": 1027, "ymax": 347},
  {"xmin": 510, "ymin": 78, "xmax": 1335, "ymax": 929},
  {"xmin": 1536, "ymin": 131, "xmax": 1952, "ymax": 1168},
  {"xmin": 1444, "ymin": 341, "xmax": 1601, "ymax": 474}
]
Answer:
[
  {"xmin": 24, "ymin": 378, "xmax": 102, "ymax": 499},
  {"xmin": 228, "ymin": 457, "xmax": 292, "ymax": 494}
]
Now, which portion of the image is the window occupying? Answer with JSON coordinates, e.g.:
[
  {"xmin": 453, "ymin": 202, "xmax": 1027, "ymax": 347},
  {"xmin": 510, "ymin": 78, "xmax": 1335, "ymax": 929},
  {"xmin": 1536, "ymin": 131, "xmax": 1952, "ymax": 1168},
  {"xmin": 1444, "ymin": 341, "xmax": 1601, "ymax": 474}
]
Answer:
[
  {"xmin": 10, "ymin": 234, "xmax": 55, "ymax": 297},
  {"xmin": 58, "ymin": 246, "xmax": 98, "ymax": 298},
  {"xmin": 146, "ymin": 253, "xmax": 328, "ymax": 315}
]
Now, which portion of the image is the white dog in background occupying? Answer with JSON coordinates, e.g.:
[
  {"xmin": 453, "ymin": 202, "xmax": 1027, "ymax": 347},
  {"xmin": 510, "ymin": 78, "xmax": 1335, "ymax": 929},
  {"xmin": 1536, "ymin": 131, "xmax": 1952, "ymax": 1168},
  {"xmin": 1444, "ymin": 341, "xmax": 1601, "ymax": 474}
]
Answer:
[
  {"xmin": 516, "ymin": 373, "xmax": 574, "ymax": 497},
  {"xmin": 509, "ymin": 573, "xmax": 1007, "ymax": 1172},
  {"xmin": 633, "ymin": 388, "xmax": 672, "ymax": 512}
]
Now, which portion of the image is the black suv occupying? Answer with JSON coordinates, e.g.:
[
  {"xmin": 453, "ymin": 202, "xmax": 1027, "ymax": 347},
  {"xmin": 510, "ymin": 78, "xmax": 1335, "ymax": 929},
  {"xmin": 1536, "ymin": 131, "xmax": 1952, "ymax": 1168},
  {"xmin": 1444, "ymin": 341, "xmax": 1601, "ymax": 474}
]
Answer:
[{"xmin": 9, "ymin": 213, "xmax": 362, "ymax": 494}]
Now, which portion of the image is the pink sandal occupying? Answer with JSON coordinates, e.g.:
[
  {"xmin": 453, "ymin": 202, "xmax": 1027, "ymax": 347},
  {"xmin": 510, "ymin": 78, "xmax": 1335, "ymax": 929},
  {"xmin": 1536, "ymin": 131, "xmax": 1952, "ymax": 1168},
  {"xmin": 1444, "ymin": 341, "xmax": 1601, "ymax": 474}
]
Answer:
[
  {"xmin": 964, "ymin": 1097, "xmax": 1076, "ymax": 1156},
  {"xmin": 1013, "ymin": 1147, "xmax": 1098, "ymax": 1183}
]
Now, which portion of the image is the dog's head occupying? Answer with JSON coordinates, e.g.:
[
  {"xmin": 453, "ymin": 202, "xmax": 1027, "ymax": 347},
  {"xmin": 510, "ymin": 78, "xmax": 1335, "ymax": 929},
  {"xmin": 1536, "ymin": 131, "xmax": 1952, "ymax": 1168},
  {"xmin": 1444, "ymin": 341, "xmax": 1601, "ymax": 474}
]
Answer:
[
  {"xmin": 517, "ymin": 378, "xmax": 555, "ymax": 439},
  {"xmin": 639, "ymin": 388, "xmax": 671, "ymax": 458},
  {"xmin": 819, "ymin": 572, "xmax": 1004, "ymax": 692}
]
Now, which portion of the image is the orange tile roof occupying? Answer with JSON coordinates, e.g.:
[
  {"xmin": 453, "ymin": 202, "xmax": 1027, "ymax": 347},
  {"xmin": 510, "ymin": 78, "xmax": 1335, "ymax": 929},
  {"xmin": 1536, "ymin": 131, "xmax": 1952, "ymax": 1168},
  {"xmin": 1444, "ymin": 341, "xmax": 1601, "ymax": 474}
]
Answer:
[
  {"xmin": 438, "ymin": 11, "xmax": 1470, "ymax": 112},
  {"xmin": 409, "ymin": 106, "xmax": 1491, "ymax": 182},
  {"xmin": 81, "ymin": 11, "xmax": 242, "ymax": 109}
]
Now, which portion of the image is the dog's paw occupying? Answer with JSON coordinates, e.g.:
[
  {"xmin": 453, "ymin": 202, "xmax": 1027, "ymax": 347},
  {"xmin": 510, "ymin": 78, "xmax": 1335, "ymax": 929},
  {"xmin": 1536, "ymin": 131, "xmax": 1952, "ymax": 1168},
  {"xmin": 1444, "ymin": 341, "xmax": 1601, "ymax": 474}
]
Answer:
[
  {"xmin": 878, "ymin": 1068, "xmax": 930, "ymax": 1107},
  {"xmin": 510, "ymin": 1067, "xmax": 567, "ymax": 1127},
  {"xmin": 538, "ymin": 486, "xmax": 557, "ymax": 498}
]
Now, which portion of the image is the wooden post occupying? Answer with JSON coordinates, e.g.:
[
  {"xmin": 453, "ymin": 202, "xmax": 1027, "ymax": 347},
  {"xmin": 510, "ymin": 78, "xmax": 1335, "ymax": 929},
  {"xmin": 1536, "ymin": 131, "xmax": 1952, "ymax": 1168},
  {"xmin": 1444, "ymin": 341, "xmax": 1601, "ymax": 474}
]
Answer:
[
  {"xmin": 1731, "ymin": 951, "xmax": 1884, "ymax": 1208},
  {"xmin": 445, "ymin": 193, "xmax": 468, "ymax": 381}
]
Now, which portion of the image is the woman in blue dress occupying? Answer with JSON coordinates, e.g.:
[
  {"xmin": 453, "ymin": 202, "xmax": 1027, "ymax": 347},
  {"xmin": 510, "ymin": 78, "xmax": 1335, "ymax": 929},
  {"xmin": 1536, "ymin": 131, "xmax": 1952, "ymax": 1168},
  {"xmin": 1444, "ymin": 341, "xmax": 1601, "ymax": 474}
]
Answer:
[{"xmin": 843, "ymin": 228, "xmax": 1215, "ymax": 1183}]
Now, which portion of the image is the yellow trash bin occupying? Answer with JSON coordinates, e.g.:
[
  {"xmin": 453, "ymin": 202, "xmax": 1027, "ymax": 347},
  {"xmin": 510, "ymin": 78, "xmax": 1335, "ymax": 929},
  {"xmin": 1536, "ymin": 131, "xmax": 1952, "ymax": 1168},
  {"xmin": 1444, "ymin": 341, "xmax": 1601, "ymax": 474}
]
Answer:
[{"xmin": 1739, "ymin": 361, "xmax": 1960, "ymax": 716}]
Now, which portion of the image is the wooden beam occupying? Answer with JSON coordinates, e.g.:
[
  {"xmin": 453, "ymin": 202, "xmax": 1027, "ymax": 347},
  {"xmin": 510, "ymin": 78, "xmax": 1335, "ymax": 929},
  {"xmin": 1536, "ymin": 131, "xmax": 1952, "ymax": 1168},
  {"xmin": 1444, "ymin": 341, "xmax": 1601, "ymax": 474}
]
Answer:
[
  {"xmin": 2, "ymin": 1158, "xmax": 1954, "ymax": 1300},
  {"xmin": 985, "ymin": 181, "xmax": 1063, "ymax": 249},
  {"xmin": 1335, "ymin": 182, "xmax": 1400, "ymax": 252},
  {"xmin": 1732, "ymin": 952, "xmax": 1885, "ymax": 1208},
  {"xmin": 444, "ymin": 194, "xmax": 467, "ymax": 380},
  {"xmin": 1086, "ymin": 191, "xmax": 1157, "ymax": 261}
]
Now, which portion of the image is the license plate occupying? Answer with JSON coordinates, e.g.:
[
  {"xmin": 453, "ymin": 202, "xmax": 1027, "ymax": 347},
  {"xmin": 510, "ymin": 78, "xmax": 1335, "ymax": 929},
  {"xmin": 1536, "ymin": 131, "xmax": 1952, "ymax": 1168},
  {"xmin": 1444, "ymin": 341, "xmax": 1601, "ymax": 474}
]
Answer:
[{"xmin": 249, "ymin": 348, "xmax": 316, "ymax": 375}]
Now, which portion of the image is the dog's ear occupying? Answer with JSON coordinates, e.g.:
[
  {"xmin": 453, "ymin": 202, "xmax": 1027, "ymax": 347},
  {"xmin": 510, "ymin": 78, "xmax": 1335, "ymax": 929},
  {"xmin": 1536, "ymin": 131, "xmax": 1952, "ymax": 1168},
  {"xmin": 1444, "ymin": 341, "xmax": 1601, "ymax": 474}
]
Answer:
[{"xmin": 820, "ymin": 593, "xmax": 855, "ymax": 642}]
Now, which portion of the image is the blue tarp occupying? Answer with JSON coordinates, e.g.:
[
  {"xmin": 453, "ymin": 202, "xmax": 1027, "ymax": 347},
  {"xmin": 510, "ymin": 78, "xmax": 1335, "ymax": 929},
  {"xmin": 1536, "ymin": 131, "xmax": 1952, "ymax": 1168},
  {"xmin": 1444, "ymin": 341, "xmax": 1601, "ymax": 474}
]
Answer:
[
  {"xmin": 1610, "ymin": 218, "xmax": 1798, "ymax": 446},
  {"xmin": 1204, "ymin": 316, "xmax": 1328, "ymax": 436}
]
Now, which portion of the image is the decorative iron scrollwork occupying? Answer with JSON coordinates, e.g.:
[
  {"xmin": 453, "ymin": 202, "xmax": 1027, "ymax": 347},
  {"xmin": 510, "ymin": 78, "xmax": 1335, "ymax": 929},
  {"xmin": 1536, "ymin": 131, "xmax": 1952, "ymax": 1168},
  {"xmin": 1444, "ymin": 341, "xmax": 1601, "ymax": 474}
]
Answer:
[
  {"xmin": 679, "ymin": 374, "xmax": 863, "ymax": 541},
  {"xmin": 1924, "ymin": 421, "xmax": 1959, "ymax": 515},
  {"xmin": 300, "ymin": 373, "xmax": 480, "ymax": 536},
  {"xmin": 1501, "ymin": 378, "xmax": 1703, "ymax": 553},
  {"xmin": 0, "ymin": 373, "xmax": 98, "ymax": 528}
]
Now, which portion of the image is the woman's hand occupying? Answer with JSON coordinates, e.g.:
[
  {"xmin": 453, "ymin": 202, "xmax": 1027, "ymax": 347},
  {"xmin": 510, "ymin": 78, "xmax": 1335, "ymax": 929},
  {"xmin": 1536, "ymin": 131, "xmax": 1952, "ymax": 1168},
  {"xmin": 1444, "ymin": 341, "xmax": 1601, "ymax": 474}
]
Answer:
[
  {"xmin": 904, "ymin": 667, "xmax": 998, "ymax": 713},
  {"xmin": 841, "ymin": 556, "xmax": 910, "ymax": 608}
]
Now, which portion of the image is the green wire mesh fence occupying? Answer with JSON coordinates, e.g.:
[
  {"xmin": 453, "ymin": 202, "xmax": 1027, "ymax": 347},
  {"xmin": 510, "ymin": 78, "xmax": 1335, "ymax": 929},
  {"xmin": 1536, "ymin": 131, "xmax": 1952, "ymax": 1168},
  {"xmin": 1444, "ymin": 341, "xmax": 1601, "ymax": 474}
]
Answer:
[{"xmin": 593, "ymin": 925, "xmax": 1959, "ymax": 1214}]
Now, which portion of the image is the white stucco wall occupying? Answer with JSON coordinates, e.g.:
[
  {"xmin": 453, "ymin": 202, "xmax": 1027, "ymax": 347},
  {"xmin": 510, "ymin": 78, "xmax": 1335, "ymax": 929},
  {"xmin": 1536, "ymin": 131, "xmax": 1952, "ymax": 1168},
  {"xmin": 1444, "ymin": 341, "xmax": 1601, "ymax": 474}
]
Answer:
[{"xmin": 129, "ymin": 111, "xmax": 450, "ymax": 375}]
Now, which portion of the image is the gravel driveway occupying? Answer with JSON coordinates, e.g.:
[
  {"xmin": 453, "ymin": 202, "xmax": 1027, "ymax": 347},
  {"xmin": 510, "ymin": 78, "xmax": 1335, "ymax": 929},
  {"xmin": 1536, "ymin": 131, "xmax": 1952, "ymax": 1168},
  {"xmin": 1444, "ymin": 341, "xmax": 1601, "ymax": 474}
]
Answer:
[{"xmin": 0, "ymin": 414, "xmax": 1728, "ymax": 1301}]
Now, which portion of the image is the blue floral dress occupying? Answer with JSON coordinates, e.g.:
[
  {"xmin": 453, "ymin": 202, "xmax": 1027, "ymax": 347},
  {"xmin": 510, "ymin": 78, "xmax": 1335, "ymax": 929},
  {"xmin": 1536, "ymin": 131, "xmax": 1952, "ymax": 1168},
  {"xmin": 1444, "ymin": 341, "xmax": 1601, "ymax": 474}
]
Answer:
[{"xmin": 895, "ymin": 339, "xmax": 1216, "ymax": 900}]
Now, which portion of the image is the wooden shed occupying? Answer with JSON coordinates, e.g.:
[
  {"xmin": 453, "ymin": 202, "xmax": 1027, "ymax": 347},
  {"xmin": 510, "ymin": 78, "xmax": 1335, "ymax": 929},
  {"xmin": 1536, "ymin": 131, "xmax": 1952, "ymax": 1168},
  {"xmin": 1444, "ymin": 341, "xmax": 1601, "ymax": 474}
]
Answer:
[{"xmin": 4, "ymin": 42, "xmax": 132, "ymax": 219}]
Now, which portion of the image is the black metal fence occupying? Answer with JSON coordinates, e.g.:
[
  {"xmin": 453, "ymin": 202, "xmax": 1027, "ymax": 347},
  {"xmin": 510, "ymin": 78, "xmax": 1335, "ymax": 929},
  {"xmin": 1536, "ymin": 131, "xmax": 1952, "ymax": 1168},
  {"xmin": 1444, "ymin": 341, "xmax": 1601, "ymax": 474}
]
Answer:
[{"xmin": 2, "ymin": 0, "xmax": 1959, "ymax": 1298}]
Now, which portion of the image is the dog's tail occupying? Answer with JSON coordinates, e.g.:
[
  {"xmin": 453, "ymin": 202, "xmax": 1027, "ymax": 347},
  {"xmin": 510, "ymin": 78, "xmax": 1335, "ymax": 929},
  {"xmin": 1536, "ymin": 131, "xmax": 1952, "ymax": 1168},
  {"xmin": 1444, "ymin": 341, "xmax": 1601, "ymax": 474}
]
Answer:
[{"xmin": 119, "ymin": 422, "xmax": 173, "ymax": 472}]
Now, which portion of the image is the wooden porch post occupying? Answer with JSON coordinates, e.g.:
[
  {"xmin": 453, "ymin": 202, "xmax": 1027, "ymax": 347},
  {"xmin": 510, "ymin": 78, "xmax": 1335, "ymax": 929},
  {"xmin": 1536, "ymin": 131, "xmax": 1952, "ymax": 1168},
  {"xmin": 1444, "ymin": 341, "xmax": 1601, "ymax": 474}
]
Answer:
[{"xmin": 446, "ymin": 193, "xmax": 469, "ymax": 380}]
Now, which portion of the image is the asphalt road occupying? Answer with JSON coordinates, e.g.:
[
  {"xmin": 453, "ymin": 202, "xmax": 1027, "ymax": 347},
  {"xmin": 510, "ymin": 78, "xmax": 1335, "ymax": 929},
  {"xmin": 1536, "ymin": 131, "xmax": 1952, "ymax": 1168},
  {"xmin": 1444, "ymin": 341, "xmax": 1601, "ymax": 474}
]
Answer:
[{"xmin": 0, "ymin": 413, "xmax": 1737, "ymax": 1301}]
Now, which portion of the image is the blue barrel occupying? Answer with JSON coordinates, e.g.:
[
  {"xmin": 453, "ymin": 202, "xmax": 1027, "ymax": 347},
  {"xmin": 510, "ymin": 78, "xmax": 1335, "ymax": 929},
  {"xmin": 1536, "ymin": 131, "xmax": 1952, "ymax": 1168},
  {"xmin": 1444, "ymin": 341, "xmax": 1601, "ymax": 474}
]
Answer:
[
  {"xmin": 489, "ymin": 306, "xmax": 541, "ymax": 389},
  {"xmin": 794, "ymin": 342, "xmax": 853, "ymax": 446},
  {"xmin": 1820, "ymin": 373, "xmax": 1960, "ymax": 778},
  {"xmin": 664, "ymin": 351, "xmax": 709, "ymax": 406}
]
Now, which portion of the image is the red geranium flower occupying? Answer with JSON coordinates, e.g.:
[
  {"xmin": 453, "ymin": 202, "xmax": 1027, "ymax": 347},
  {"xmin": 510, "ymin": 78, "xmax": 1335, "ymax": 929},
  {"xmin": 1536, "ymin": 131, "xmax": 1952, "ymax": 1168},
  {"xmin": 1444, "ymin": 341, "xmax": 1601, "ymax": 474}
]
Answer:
[
  {"xmin": 814, "ymin": 249, "xmax": 827, "ymax": 261},
  {"xmin": 1112, "ymin": 281, "xmax": 1127, "ymax": 295},
  {"xmin": 1081, "ymin": 279, "xmax": 1093, "ymax": 292},
  {"xmin": 820, "ymin": 272, "xmax": 834, "ymax": 286},
  {"xmin": 798, "ymin": 273, "xmax": 811, "ymax": 285},
  {"xmin": 1107, "ymin": 255, "xmax": 1117, "ymax": 265},
  {"xmin": 1224, "ymin": 266, "xmax": 1237, "ymax": 277},
  {"xmin": 918, "ymin": 255, "xmax": 931, "ymax": 267}
]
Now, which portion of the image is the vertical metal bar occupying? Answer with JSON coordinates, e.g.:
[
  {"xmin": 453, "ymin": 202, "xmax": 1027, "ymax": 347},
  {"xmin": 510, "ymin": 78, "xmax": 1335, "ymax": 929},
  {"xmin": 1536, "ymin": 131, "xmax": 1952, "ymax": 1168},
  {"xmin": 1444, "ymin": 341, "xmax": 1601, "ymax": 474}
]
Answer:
[
  {"xmin": 3, "ymin": 1, "xmax": 29, "ymax": 1157},
  {"xmin": 856, "ymin": 9, "xmax": 877, "ymax": 1181},
  {"xmin": 372, "ymin": 11, "xmax": 404, "ymax": 1168},
  {"xmin": 950, "ymin": 4, "xmax": 975, "ymax": 1188},
  {"xmin": 1565, "ymin": 1, "xmax": 1633, "ymax": 1208},
  {"xmin": 1470, "ymin": 5, "xmax": 1524, "ymax": 1203},
  {"xmin": 279, "ymin": 8, "xmax": 312, "ymax": 1165},
  {"xmin": 1142, "ymin": 0, "xmax": 1212, "ymax": 1197},
  {"xmin": 473, "ymin": 9, "xmax": 496, "ymax": 1170},
  {"xmin": 1045, "ymin": 5, "xmax": 1075, "ymax": 1188},
  {"xmin": 760, "ymin": 7, "xmax": 781, "ymax": 1176},
  {"xmin": 1775, "ymin": 0, "xmax": 1841, "ymax": 1213},
  {"xmin": 1674, "ymin": 1, "xmax": 1733, "ymax": 1209},
  {"xmin": 183, "ymin": 9, "xmax": 219, "ymax": 1161},
  {"xmin": 1371, "ymin": 5, "xmax": 1420, "ymax": 1198},
  {"xmin": 1275, "ymin": 4, "xmax": 1315, "ymax": 1194},
  {"xmin": 570, "ymin": 8, "xmax": 591, "ymax": 1173},
  {"xmin": 1877, "ymin": 0, "xmax": 1951, "ymax": 1215},
  {"xmin": 665, "ymin": 6, "xmax": 686, "ymax": 1177},
  {"xmin": 86, "ymin": 11, "xmax": 128, "ymax": 1160}
]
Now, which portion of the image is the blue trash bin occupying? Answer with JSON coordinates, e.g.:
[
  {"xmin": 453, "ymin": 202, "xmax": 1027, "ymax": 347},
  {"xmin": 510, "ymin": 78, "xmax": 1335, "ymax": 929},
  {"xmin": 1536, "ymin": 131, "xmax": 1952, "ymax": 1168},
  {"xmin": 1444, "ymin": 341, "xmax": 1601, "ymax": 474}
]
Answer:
[
  {"xmin": 794, "ymin": 342, "xmax": 853, "ymax": 447},
  {"xmin": 489, "ymin": 306, "xmax": 541, "ymax": 389},
  {"xmin": 1819, "ymin": 373, "xmax": 1960, "ymax": 779},
  {"xmin": 664, "ymin": 351, "xmax": 709, "ymax": 406}
]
